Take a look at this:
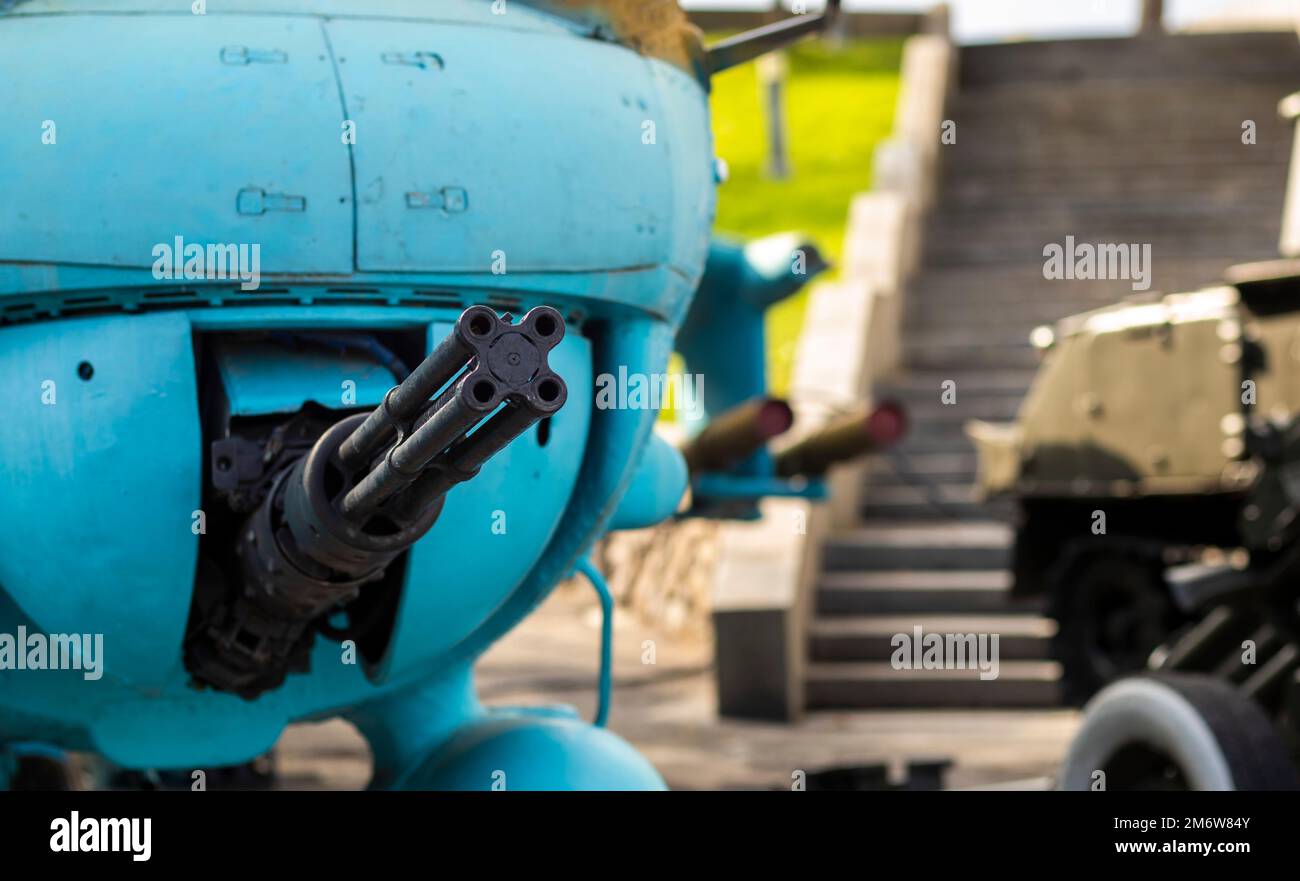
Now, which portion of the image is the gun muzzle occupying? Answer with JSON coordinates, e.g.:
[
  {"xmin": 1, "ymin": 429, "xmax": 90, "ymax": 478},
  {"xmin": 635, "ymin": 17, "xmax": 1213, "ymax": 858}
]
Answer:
[
  {"xmin": 338, "ymin": 307, "xmax": 564, "ymax": 518},
  {"xmin": 682, "ymin": 397, "xmax": 794, "ymax": 474},
  {"xmin": 774, "ymin": 400, "xmax": 907, "ymax": 478},
  {"xmin": 290, "ymin": 305, "xmax": 566, "ymax": 572},
  {"xmin": 335, "ymin": 305, "xmax": 495, "ymax": 470}
]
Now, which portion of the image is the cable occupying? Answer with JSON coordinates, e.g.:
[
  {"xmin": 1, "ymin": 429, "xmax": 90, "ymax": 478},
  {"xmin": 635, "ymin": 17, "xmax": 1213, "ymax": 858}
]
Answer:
[{"xmin": 576, "ymin": 556, "xmax": 614, "ymax": 728}]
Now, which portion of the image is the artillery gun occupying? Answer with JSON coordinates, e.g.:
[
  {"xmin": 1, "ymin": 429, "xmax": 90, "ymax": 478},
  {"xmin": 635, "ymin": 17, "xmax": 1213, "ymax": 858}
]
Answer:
[
  {"xmin": 972, "ymin": 253, "xmax": 1300, "ymax": 791},
  {"xmin": 969, "ymin": 58, "xmax": 1300, "ymax": 788}
]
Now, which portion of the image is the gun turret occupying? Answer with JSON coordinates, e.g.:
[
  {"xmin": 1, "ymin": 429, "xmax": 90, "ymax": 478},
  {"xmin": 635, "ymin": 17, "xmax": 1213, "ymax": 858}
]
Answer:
[
  {"xmin": 774, "ymin": 400, "xmax": 907, "ymax": 478},
  {"xmin": 186, "ymin": 306, "xmax": 567, "ymax": 698}
]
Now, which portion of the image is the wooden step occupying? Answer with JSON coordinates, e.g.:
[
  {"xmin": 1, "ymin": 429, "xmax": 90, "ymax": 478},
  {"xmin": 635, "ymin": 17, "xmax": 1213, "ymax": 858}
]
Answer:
[
  {"xmin": 816, "ymin": 569, "xmax": 1030, "ymax": 616},
  {"xmin": 810, "ymin": 615, "xmax": 1056, "ymax": 662},
  {"xmin": 906, "ymin": 290, "xmax": 1209, "ymax": 317},
  {"xmin": 940, "ymin": 185, "xmax": 1290, "ymax": 212},
  {"xmin": 905, "ymin": 299, "xmax": 1124, "ymax": 329},
  {"xmin": 885, "ymin": 434, "xmax": 979, "ymax": 456},
  {"xmin": 823, "ymin": 522, "xmax": 1012, "ymax": 572},
  {"xmin": 924, "ymin": 237, "xmax": 1277, "ymax": 268},
  {"xmin": 959, "ymin": 33, "xmax": 1300, "ymax": 85},
  {"xmin": 943, "ymin": 129, "xmax": 1295, "ymax": 154},
  {"xmin": 904, "ymin": 328, "xmax": 1039, "ymax": 355},
  {"xmin": 860, "ymin": 483, "xmax": 1011, "ymax": 522},
  {"xmin": 908, "ymin": 260, "xmax": 1235, "ymax": 291},
  {"xmin": 876, "ymin": 369, "xmax": 1035, "ymax": 397},
  {"xmin": 806, "ymin": 661, "xmax": 1063, "ymax": 709},
  {"xmin": 888, "ymin": 395, "xmax": 1023, "ymax": 426},
  {"xmin": 922, "ymin": 223, "xmax": 1284, "ymax": 250},
  {"xmin": 867, "ymin": 452, "xmax": 979, "ymax": 481},
  {"xmin": 868, "ymin": 459, "xmax": 972, "ymax": 485},
  {"xmin": 903, "ymin": 339, "xmax": 1041, "ymax": 370},
  {"xmin": 867, "ymin": 465, "xmax": 977, "ymax": 489},
  {"xmin": 901, "ymin": 418, "xmax": 1005, "ymax": 446},
  {"xmin": 943, "ymin": 153, "xmax": 1293, "ymax": 178},
  {"xmin": 937, "ymin": 166, "xmax": 1290, "ymax": 194},
  {"xmin": 925, "ymin": 206, "xmax": 1285, "ymax": 236}
]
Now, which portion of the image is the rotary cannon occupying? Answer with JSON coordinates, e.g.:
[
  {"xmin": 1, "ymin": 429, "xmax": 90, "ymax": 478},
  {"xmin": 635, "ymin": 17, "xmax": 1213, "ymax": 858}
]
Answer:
[
  {"xmin": 0, "ymin": 0, "xmax": 850, "ymax": 791},
  {"xmin": 187, "ymin": 306, "xmax": 566, "ymax": 698}
]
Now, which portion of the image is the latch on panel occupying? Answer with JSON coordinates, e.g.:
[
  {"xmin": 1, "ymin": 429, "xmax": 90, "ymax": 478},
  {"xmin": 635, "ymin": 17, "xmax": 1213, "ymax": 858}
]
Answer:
[
  {"xmin": 220, "ymin": 46, "xmax": 289, "ymax": 65},
  {"xmin": 382, "ymin": 51, "xmax": 445, "ymax": 71},
  {"xmin": 405, "ymin": 187, "xmax": 468, "ymax": 213},
  {"xmin": 237, "ymin": 187, "xmax": 307, "ymax": 216}
]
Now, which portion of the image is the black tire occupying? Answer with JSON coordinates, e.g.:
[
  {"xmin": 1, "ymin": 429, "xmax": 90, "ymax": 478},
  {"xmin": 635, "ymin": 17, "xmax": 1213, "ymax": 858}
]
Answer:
[
  {"xmin": 1059, "ymin": 673, "xmax": 1299, "ymax": 791},
  {"xmin": 1050, "ymin": 554, "xmax": 1178, "ymax": 703}
]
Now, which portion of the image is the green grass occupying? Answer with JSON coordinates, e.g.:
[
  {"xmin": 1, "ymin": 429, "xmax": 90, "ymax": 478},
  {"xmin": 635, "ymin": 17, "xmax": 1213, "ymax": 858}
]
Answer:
[{"xmin": 707, "ymin": 37, "xmax": 904, "ymax": 395}]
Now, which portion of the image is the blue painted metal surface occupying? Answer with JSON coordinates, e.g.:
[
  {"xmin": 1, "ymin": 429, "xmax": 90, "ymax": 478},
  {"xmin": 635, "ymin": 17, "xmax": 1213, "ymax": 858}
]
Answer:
[
  {"xmin": 400, "ymin": 711, "xmax": 666, "ymax": 791},
  {"xmin": 213, "ymin": 338, "xmax": 396, "ymax": 416},
  {"xmin": 0, "ymin": 312, "xmax": 202, "ymax": 691},
  {"xmin": 0, "ymin": 0, "xmax": 713, "ymax": 322},
  {"xmin": 0, "ymin": 0, "xmax": 823, "ymax": 791},
  {"xmin": 608, "ymin": 431, "xmax": 689, "ymax": 531},
  {"xmin": 679, "ymin": 233, "xmax": 827, "ymax": 423},
  {"xmin": 678, "ymin": 234, "xmax": 829, "ymax": 517},
  {"xmin": 330, "ymin": 18, "xmax": 676, "ymax": 274},
  {"xmin": 0, "ymin": 11, "xmax": 354, "ymax": 274}
]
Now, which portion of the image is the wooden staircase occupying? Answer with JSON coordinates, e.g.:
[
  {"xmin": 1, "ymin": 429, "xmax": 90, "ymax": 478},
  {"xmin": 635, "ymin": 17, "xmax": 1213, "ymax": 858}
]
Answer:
[{"xmin": 807, "ymin": 31, "xmax": 1300, "ymax": 710}]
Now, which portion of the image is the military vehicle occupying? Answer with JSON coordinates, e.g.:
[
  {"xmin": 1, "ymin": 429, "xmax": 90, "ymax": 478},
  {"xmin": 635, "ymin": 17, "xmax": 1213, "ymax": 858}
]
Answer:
[
  {"xmin": 969, "ymin": 71, "xmax": 1300, "ymax": 788},
  {"xmin": 971, "ymin": 261, "xmax": 1300, "ymax": 788}
]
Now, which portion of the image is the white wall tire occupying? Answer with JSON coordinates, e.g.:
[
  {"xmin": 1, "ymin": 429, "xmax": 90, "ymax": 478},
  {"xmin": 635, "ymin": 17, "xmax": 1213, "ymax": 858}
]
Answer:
[{"xmin": 1059, "ymin": 674, "xmax": 1298, "ymax": 791}]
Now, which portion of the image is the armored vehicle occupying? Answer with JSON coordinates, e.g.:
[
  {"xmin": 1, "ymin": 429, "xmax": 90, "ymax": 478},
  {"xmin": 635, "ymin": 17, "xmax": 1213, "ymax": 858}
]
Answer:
[
  {"xmin": 972, "ymin": 262, "xmax": 1300, "ymax": 787},
  {"xmin": 969, "ymin": 69, "xmax": 1300, "ymax": 786}
]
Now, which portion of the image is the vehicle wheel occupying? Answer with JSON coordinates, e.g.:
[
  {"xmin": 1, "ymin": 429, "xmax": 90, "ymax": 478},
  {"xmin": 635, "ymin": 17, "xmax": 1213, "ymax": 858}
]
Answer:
[
  {"xmin": 1058, "ymin": 674, "xmax": 1299, "ymax": 791},
  {"xmin": 1051, "ymin": 554, "xmax": 1177, "ymax": 703}
]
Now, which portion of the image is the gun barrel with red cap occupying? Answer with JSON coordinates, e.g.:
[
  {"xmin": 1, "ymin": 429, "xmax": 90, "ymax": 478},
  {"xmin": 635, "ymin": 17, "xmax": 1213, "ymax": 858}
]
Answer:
[
  {"xmin": 682, "ymin": 397, "xmax": 795, "ymax": 474},
  {"xmin": 774, "ymin": 400, "xmax": 907, "ymax": 478}
]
